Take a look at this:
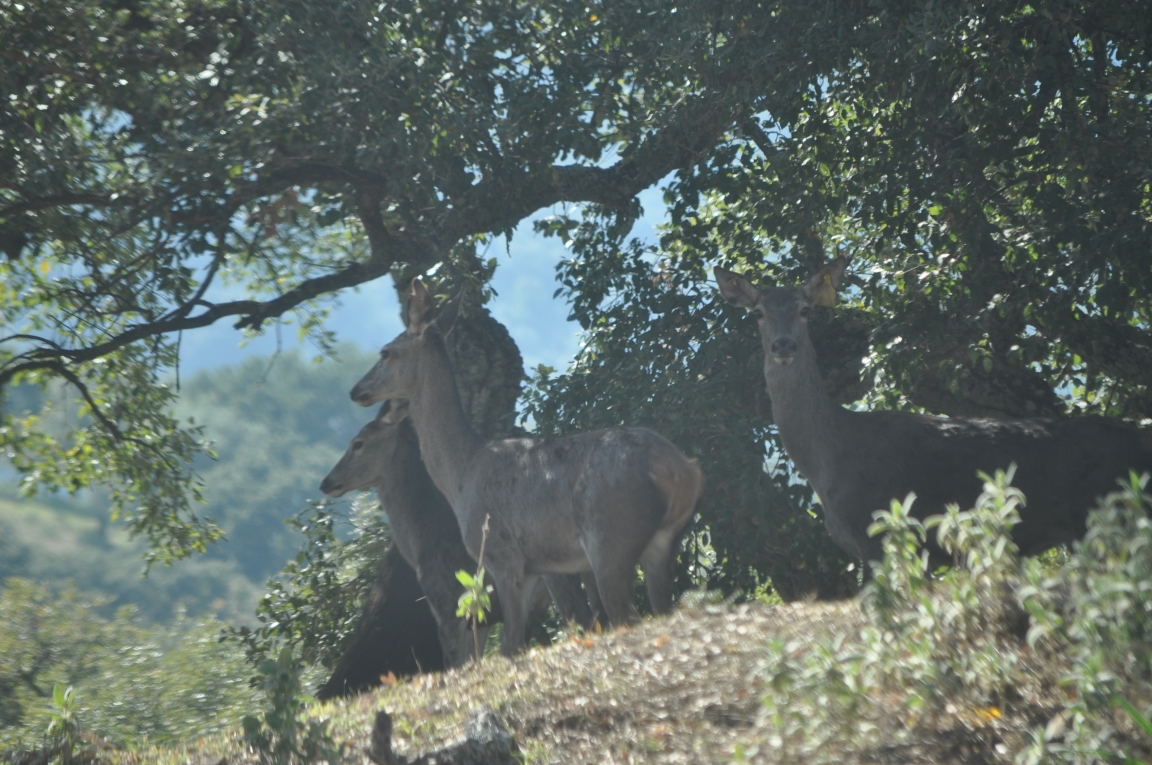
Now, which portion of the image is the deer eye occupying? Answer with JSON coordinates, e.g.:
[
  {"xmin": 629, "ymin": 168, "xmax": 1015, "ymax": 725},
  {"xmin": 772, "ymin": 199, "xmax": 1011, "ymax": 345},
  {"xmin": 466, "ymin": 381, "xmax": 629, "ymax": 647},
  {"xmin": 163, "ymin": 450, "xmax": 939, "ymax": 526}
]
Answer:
[
  {"xmin": 379, "ymin": 349, "xmax": 390, "ymax": 360},
  {"xmin": 752, "ymin": 308, "xmax": 764, "ymax": 319},
  {"xmin": 352, "ymin": 440, "xmax": 364, "ymax": 450},
  {"xmin": 799, "ymin": 306, "xmax": 811, "ymax": 319}
]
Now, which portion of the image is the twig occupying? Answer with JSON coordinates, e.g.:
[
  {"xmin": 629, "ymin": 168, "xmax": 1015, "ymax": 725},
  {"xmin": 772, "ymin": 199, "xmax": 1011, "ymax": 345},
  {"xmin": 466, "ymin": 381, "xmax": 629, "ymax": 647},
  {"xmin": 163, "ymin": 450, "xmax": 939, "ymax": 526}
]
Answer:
[{"xmin": 472, "ymin": 514, "xmax": 491, "ymax": 662}]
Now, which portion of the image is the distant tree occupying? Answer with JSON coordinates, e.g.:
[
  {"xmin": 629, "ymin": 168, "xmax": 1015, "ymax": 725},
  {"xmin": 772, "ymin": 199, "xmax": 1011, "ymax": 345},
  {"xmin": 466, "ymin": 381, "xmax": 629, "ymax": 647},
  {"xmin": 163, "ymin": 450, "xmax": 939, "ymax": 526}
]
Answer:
[
  {"xmin": 0, "ymin": 580, "xmax": 118, "ymax": 733},
  {"xmin": 175, "ymin": 348, "xmax": 378, "ymax": 578},
  {"xmin": 3, "ymin": 0, "xmax": 1150, "ymax": 598}
]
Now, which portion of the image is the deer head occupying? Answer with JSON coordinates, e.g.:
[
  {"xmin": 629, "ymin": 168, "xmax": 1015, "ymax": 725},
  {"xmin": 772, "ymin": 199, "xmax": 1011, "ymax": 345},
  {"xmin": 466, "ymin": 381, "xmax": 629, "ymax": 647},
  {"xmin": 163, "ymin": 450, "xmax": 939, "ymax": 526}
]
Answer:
[
  {"xmin": 320, "ymin": 401, "xmax": 411, "ymax": 496},
  {"xmin": 350, "ymin": 279, "xmax": 461, "ymax": 407},
  {"xmin": 714, "ymin": 257, "xmax": 847, "ymax": 373}
]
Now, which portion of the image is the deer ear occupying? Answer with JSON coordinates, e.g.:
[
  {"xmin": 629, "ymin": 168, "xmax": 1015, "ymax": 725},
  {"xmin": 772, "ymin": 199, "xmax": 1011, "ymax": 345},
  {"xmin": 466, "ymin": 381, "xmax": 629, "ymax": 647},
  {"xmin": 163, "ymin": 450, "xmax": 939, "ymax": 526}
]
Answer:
[
  {"xmin": 433, "ymin": 289, "xmax": 464, "ymax": 335},
  {"xmin": 406, "ymin": 279, "xmax": 436, "ymax": 334},
  {"xmin": 803, "ymin": 257, "xmax": 848, "ymax": 308},
  {"xmin": 714, "ymin": 266, "xmax": 760, "ymax": 310}
]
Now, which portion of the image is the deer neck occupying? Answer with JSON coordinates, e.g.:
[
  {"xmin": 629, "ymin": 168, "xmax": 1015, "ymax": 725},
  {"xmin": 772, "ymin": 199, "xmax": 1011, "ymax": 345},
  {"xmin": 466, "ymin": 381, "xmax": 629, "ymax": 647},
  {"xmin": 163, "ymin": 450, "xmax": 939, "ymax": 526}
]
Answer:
[
  {"xmin": 763, "ymin": 339, "xmax": 846, "ymax": 495},
  {"xmin": 372, "ymin": 421, "xmax": 424, "ymax": 523},
  {"xmin": 406, "ymin": 330, "xmax": 485, "ymax": 507}
]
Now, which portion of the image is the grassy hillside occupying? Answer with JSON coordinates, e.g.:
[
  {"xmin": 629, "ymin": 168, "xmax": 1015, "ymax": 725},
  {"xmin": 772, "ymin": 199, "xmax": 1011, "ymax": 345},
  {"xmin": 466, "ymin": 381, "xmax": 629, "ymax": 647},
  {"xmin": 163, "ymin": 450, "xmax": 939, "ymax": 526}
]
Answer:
[
  {"xmin": 0, "ymin": 346, "xmax": 380, "ymax": 623},
  {"xmin": 0, "ymin": 491, "xmax": 262, "ymax": 623},
  {"xmin": 112, "ymin": 599, "xmax": 870, "ymax": 765},
  {"xmin": 82, "ymin": 474, "xmax": 1152, "ymax": 765}
]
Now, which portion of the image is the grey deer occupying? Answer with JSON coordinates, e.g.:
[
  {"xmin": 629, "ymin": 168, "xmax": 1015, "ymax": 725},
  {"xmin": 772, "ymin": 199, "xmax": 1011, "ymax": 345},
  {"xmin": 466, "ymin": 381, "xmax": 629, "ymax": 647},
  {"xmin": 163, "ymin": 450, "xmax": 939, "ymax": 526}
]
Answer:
[
  {"xmin": 350, "ymin": 279, "xmax": 704, "ymax": 655},
  {"xmin": 715, "ymin": 258, "xmax": 1152, "ymax": 567},
  {"xmin": 321, "ymin": 400, "xmax": 599, "ymax": 666}
]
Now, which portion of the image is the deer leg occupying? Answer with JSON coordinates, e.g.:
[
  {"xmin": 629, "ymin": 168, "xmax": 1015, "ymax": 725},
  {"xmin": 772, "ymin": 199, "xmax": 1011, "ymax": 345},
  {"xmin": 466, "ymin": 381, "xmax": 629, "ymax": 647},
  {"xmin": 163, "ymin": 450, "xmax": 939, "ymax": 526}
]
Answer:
[
  {"xmin": 435, "ymin": 612, "xmax": 474, "ymax": 668},
  {"xmin": 490, "ymin": 567, "xmax": 535, "ymax": 656},
  {"xmin": 582, "ymin": 479, "xmax": 664, "ymax": 626},
  {"xmin": 412, "ymin": 571, "xmax": 470, "ymax": 668},
  {"xmin": 581, "ymin": 572, "xmax": 605, "ymax": 629},
  {"xmin": 639, "ymin": 529, "xmax": 677, "ymax": 615},
  {"xmin": 543, "ymin": 574, "xmax": 593, "ymax": 629},
  {"xmin": 586, "ymin": 553, "xmax": 640, "ymax": 627}
]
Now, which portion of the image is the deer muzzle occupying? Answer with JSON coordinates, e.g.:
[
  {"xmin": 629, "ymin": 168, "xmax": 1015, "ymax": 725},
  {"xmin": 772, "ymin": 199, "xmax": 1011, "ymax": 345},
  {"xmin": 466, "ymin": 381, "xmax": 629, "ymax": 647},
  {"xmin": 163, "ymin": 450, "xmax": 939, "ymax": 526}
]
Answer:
[
  {"xmin": 350, "ymin": 381, "xmax": 379, "ymax": 406},
  {"xmin": 319, "ymin": 475, "xmax": 346, "ymax": 497},
  {"xmin": 769, "ymin": 337, "xmax": 797, "ymax": 365}
]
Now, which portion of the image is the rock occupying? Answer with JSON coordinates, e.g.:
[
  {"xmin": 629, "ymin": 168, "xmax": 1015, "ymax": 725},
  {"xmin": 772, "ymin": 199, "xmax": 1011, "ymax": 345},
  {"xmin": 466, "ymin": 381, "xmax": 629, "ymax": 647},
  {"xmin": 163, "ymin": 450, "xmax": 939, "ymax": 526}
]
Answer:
[
  {"xmin": 368, "ymin": 711, "xmax": 402, "ymax": 765},
  {"xmin": 368, "ymin": 706, "xmax": 520, "ymax": 765},
  {"xmin": 191, "ymin": 756, "xmax": 228, "ymax": 765}
]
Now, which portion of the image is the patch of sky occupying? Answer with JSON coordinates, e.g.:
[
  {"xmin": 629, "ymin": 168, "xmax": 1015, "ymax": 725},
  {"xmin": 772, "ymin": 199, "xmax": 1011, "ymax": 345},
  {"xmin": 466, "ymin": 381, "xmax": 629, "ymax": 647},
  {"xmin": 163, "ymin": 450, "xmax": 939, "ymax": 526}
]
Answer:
[{"xmin": 181, "ymin": 183, "xmax": 671, "ymax": 375}]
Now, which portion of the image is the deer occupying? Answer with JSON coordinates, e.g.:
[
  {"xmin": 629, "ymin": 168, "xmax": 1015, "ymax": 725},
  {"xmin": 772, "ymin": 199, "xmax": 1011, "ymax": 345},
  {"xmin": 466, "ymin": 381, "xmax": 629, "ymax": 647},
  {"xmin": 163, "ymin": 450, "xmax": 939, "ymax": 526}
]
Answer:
[
  {"xmin": 715, "ymin": 258, "xmax": 1152, "ymax": 568},
  {"xmin": 316, "ymin": 542, "xmax": 445, "ymax": 699},
  {"xmin": 349, "ymin": 279, "xmax": 705, "ymax": 655},
  {"xmin": 321, "ymin": 399, "xmax": 601, "ymax": 666}
]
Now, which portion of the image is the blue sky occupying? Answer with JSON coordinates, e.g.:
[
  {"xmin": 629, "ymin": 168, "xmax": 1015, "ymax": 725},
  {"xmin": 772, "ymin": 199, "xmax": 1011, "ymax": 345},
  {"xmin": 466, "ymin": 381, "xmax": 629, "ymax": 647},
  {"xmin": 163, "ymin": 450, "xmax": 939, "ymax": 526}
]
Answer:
[{"xmin": 179, "ymin": 187, "xmax": 668, "ymax": 377}]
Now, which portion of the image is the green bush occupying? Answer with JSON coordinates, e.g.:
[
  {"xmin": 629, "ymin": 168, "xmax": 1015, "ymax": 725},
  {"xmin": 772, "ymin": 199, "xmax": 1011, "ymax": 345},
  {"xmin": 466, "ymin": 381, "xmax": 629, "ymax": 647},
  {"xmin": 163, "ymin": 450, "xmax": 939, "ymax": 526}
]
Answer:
[
  {"xmin": 241, "ymin": 646, "xmax": 342, "ymax": 765},
  {"xmin": 750, "ymin": 469, "xmax": 1152, "ymax": 764},
  {"xmin": 0, "ymin": 578, "xmax": 258, "ymax": 753},
  {"xmin": 756, "ymin": 469, "xmax": 1030, "ymax": 761},
  {"xmin": 226, "ymin": 497, "xmax": 391, "ymax": 678},
  {"xmin": 1019, "ymin": 473, "xmax": 1152, "ymax": 764}
]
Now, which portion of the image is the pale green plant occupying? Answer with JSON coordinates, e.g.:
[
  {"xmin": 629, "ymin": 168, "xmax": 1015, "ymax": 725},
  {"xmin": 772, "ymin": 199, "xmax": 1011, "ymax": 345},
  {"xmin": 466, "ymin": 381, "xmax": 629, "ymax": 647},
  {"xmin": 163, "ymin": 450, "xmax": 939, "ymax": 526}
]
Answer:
[
  {"xmin": 456, "ymin": 514, "xmax": 494, "ymax": 663},
  {"xmin": 757, "ymin": 468, "xmax": 1029, "ymax": 762},
  {"xmin": 45, "ymin": 684, "xmax": 81, "ymax": 763}
]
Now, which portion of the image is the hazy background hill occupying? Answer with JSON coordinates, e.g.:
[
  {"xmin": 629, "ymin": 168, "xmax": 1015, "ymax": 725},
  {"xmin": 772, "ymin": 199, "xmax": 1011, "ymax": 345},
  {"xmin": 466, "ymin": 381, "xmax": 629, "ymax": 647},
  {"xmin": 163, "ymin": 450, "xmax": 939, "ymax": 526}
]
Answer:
[{"xmin": 0, "ymin": 347, "xmax": 379, "ymax": 623}]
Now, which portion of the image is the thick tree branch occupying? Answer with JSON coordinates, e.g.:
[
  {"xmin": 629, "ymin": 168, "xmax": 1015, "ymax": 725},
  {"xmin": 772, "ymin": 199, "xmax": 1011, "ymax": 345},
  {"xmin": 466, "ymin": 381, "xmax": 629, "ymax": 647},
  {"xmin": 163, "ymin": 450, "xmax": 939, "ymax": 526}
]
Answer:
[
  {"xmin": 1, "ymin": 96, "xmax": 739, "ymax": 387},
  {"xmin": 444, "ymin": 95, "xmax": 739, "ymax": 244},
  {"xmin": 1063, "ymin": 318, "xmax": 1152, "ymax": 391},
  {"xmin": 0, "ymin": 193, "xmax": 116, "ymax": 218}
]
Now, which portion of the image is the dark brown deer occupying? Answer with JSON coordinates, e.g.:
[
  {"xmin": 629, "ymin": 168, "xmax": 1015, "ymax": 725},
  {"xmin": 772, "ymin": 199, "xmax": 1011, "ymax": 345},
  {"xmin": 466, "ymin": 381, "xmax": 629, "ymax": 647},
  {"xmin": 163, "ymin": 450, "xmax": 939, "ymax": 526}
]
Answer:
[
  {"xmin": 321, "ymin": 400, "xmax": 600, "ymax": 665},
  {"xmin": 715, "ymin": 258, "xmax": 1152, "ymax": 566},
  {"xmin": 350, "ymin": 280, "xmax": 704, "ymax": 655},
  {"xmin": 315, "ymin": 543, "xmax": 444, "ymax": 700}
]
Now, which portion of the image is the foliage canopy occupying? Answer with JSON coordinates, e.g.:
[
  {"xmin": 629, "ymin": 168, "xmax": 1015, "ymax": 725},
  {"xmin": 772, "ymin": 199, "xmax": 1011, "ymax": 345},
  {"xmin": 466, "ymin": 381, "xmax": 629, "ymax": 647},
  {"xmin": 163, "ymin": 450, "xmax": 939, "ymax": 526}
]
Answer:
[{"xmin": 3, "ymin": 0, "xmax": 1151, "ymax": 595}]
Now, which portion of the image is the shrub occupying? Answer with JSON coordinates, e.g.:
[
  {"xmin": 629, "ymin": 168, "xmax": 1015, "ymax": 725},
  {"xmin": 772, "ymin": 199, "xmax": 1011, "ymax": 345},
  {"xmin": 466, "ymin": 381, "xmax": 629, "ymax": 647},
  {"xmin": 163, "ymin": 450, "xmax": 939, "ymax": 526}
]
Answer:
[
  {"xmin": 750, "ymin": 468, "xmax": 1152, "ymax": 762},
  {"xmin": 225, "ymin": 497, "xmax": 391, "ymax": 679},
  {"xmin": 0, "ymin": 578, "xmax": 257, "ymax": 754},
  {"xmin": 241, "ymin": 646, "xmax": 343, "ymax": 765},
  {"xmin": 756, "ymin": 468, "xmax": 1033, "ymax": 762},
  {"xmin": 1018, "ymin": 473, "xmax": 1152, "ymax": 764}
]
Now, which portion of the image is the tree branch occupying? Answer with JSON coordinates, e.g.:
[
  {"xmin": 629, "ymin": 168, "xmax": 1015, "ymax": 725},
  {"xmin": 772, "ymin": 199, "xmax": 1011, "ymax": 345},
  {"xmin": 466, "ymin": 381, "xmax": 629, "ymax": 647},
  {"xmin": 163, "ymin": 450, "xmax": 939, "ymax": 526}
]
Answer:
[
  {"xmin": 444, "ymin": 94, "xmax": 739, "ymax": 244},
  {"xmin": 0, "ymin": 96, "xmax": 738, "ymax": 387},
  {"xmin": 0, "ymin": 256, "xmax": 387, "ymax": 387},
  {"xmin": 0, "ymin": 193, "xmax": 117, "ymax": 218}
]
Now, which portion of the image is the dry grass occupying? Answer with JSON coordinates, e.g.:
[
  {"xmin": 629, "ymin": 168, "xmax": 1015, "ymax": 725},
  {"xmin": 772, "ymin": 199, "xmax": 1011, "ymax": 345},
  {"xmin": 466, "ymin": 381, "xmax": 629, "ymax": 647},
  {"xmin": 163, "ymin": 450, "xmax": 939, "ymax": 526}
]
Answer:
[
  {"xmin": 101, "ymin": 597, "xmax": 858, "ymax": 764},
  {"xmin": 344, "ymin": 597, "xmax": 867, "ymax": 765},
  {"xmin": 105, "ymin": 591, "xmax": 1071, "ymax": 765}
]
